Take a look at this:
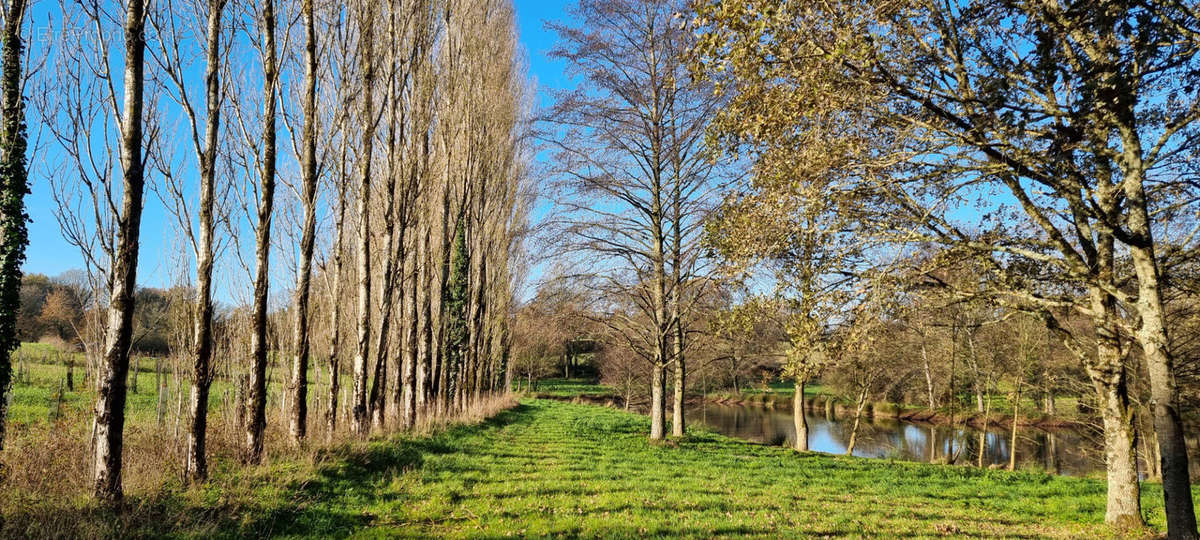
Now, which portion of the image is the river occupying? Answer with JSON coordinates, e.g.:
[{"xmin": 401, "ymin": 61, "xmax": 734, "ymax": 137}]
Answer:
[{"xmin": 685, "ymin": 401, "xmax": 1108, "ymax": 476}]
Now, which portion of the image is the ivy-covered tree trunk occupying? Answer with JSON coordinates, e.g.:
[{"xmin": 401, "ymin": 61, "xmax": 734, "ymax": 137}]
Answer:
[{"xmin": 0, "ymin": 0, "xmax": 28, "ymax": 457}]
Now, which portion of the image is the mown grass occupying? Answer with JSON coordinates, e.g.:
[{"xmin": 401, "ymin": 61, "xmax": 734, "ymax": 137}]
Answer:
[
  {"xmin": 13, "ymin": 398, "xmax": 1187, "ymax": 538},
  {"xmin": 530, "ymin": 378, "xmax": 618, "ymax": 398}
]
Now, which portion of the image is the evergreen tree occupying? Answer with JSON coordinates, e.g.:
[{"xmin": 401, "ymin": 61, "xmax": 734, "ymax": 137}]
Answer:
[{"xmin": 444, "ymin": 223, "xmax": 469, "ymax": 404}]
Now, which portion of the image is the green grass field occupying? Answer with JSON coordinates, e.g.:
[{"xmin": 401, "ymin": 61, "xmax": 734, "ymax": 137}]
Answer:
[
  {"xmin": 529, "ymin": 378, "xmax": 620, "ymax": 398},
  {"xmin": 6, "ymin": 343, "xmax": 334, "ymax": 429},
  {"xmin": 12, "ymin": 398, "xmax": 1185, "ymax": 538}
]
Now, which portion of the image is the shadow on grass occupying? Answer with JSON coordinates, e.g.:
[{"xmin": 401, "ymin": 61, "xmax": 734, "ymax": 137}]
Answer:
[{"xmin": 1, "ymin": 404, "xmax": 542, "ymax": 539}]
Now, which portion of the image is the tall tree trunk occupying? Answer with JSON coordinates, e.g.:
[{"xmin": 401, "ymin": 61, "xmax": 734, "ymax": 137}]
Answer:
[
  {"xmin": 1008, "ymin": 380, "xmax": 1020, "ymax": 471},
  {"xmin": 185, "ymin": 0, "xmax": 225, "ymax": 482},
  {"xmin": 671, "ymin": 338, "xmax": 684, "ymax": 437},
  {"xmin": 649, "ymin": 191, "xmax": 666, "ymax": 441},
  {"xmin": 793, "ymin": 378, "xmax": 808, "ymax": 451},
  {"xmin": 417, "ymin": 223, "xmax": 432, "ymax": 415},
  {"xmin": 669, "ymin": 153, "xmax": 686, "ymax": 438},
  {"xmin": 325, "ymin": 148, "xmax": 348, "ymax": 441},
  {"xmin": 245, "ymin": 0, "xmax": 278, "ymax": 465},
  {"xmin": 369, "ymin": 4, "xmax": 403, "ymax": 432},
  {"xmin": 289, "ymin": 0, "xmax": 318, "ymax": 445},
  {"xmin": 1129, "ymin": 242, "xmax": 1196, "ymax": 537},
  {"xmin": 0, "ymin": 0, "xmax": 29, "ymax": 457},
  {"xmin": 350, "ymin": 4, "xmax": 378, "ymax": 436},
  {"xmin": 1050, "ymin": 284, "xmax": 1145, "ymax": 528},
  {"xmin": 650, "ymin": 362, "xmax": 666, "ymax": 440},
  {"xmin": 401, "ymin": 233, "xmax": 418, "ymax": 429},
  {"xmin": 93, "ymin": 0, "xmax": 146, "ymax": 501}
]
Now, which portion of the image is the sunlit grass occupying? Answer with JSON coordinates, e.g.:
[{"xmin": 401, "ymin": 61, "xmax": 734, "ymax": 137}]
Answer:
[{"xmin": 31, "ymin": 399, "xmax": 1174, "ymax": 538}]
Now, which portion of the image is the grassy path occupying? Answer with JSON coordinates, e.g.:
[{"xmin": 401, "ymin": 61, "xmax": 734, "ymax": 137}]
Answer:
[{"xmin": 148, "ymin": 399, "xmax": 1189, "ymax": 539}]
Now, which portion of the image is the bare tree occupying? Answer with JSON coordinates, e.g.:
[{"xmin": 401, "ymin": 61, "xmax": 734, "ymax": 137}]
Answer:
[
  {"xmin": 240, "ymin": 0, "xmax": 279, "ymax": 464},
  {"xmin": 93, "ymin": 0, "xmax": 149, "ymax": 502},
  {"xmin": 350, "ymin": 0, "xmax": 381, "ymax": 436},
  {"xmin": 287, "ymin": 0, "xmax": 318, "ymax": 443},
  {"xmin": 544, "ymin": 0, "xmax": 721, "ymax": 440},
  {"xmin": 149, "ymin": 0, "xmax": 231, "ymax": 484}
]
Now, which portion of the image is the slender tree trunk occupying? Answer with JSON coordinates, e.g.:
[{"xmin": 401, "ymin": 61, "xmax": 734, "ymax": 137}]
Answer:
[
  {"xmin": 350, "ymin": 5, "xmax": 378, "ymax": 436},
  {"xmin": 671, "ymin": 310, "xmax": 685, "ymax": 438},
  {"xmin": 793, "ymin": 378, "xmax": 808, "ymax": 451},
  {"xmin": 417, "ymin": 224, "xmax": 432, "ymax": 415},
  {"xmin": 845, "ymin": 389, "xmax": 867, "ymax": 456},
  {"xmin": 401, "ymin": 233, "xmax": 418, "ymax": 429},
  {"xmin": 1008, "ymin": 381, "xmax": 1020, "ymax": 471},
  {"xmin": 325, "ymin": 153, "xmax": 348, "ymax": 441},
  {"xmin": 245, "ymin": 0, "xmax": 278, "ymax": 465},
  {"xmin": 977, "ymin": 395, "xmax": 991, "ymax": 468},
  {"xmin": 289, "ymin": 0, "xmax": 318, "ymax": 445},
  {"xmin": 185, "ymin": 0, "xmax": 225, "ymax": 482},
  {"xmin": 0, "ymin": 0, "xmax": 29, "ymax": 457},
  {"xmin": 649, "ymin": 196, "xmax": 667, "ymax": 441},
  {"xmin": 921, "ymin": 335, "xmax": 935, "ymax": 410},
  {"xmin": 93, "ymin": 0, "xmax": 146, "ymax": 501}
]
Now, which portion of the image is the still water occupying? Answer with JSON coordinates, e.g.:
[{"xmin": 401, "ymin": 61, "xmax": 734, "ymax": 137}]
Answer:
[{"xmin": 685, "ymin": 402, "xmax": 1106, "ymax": 476}]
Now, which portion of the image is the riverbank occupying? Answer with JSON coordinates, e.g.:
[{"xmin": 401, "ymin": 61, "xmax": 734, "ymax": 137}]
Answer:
[
  {"xmin": 708, "ymin": 391, "xmax": 1084, "ymax": 430},
  {"xmin": 4, "ymin": 398, "xmax": 1188, "ymax": 537},
  {"xmin": 530, "ymin": 378, "xmax": 1085, "ymax": 431}
]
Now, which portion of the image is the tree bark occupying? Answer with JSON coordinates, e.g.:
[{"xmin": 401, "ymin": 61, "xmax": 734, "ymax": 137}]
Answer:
[
  {"xmin": 920, "ymin": 334, "xmax": 935, "ymax": 410},
  {"xmin": 845, "ymin": 389, "xmax": 867, "ymax": 456},
  {"xmin": 1008, "ymin": 381, "xmax": 1020, "ymax": 471},
  {"xmin": 416, "ymin": 223, "xmax": 432, "ymax": 416},
  {"xmin": 289, "ymin": 0, "xmax": 318, "ymax": 445},
  {"xmin": 401, "ymin": 231, "xmax": 418, "ymax": 429},
  {"xmin": 325, "ymin": 145, "xmax": 348, "ymax": 441},
  {"xmin": 185, "ymin": 0, "xmax": 225, "ymax": 482},
  {"xmin": 1128, "ymin": 241, "xmax": 1196, "ymax": 537},
  {"xmin": 671, "ymin": 305, "xmax": 685, "ymax": 438},
  {"xmin": 650, "ymin": 362, "xmax": 666, "ymax": 440},
  {"xmin": 350, "ymin": 3, "xmax": 378, "ymax": 436},
  {"xmin": 793, "ymin": 379, "xmax": 808, "ymax": 451},
  {"xmin": 93, "ymin": 0, "xmax": 146, "ymax": 502},
  {"xmin": 1051, "ymin": 283, "xmax": 1145, "ymax": 528},
  {"xmin": 245, "ymin": 0, "xmax": 278, "ymax": 465}
]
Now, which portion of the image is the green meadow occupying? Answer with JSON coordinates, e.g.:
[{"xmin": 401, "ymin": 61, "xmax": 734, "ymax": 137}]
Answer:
[{"xmin": 6, "ymin": 398, "xmax": 1188, "ymax": 538}]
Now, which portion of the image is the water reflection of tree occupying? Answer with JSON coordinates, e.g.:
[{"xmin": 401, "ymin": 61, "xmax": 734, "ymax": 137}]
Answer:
[{"xmin": 691, "ymin": 403, "xmax": 1114, "ymax": 477}]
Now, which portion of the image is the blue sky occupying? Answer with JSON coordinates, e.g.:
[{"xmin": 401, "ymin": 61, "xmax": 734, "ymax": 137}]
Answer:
[{"xmin": 22, "ymin": 0, "xmax": 575, "ymax": 295}]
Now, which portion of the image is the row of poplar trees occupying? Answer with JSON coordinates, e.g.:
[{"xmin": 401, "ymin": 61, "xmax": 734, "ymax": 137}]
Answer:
[{"xmin": 0, "ymin": 0, "xmax": 529, "ymax": 503}]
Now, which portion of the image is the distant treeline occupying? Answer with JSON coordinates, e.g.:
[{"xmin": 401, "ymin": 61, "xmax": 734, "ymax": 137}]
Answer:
[{"xmin": 19, "ymin": 272, "xmax": 179, "ymax": 356}]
